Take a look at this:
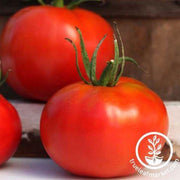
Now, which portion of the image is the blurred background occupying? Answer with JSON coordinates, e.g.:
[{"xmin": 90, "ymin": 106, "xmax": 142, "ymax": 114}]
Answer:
[{"xmin": 0, "ymin": 0, "xmax": 180, "ymax": 100}]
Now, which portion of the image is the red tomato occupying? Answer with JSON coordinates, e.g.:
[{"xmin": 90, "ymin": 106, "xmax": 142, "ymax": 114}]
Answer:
[
  {"xmin": 0, "ymin": 95, "xmax": 22, "ymax": 165},
  {"xmin": 40, "ymin": 77, "xmax": 168, "ymax": 178},
  {"xmin": 0, "ymin": 6, "xmax": 114, "ymax": 101}
]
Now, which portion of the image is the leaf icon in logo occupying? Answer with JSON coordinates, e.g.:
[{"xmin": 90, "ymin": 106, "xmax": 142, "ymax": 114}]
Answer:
[
  {"xmin": 148, "ymin": 145, "xmax": 153, "ymax": 151},
  {"xmin": 155, "ymin": 151, "xmax": 161, "ymax": 155},
  {"xmin": 156, "ymin": 138, "xmax": 160, "ymax": 144},
  {"xmin": 148, "ymin": 139, "xmax": 153, "ymax": 144},
  {"xmin": 148, "ymin": 151, "xmax": 153, "ymax": 155},
  {"xmin": 153, "ymin": 135, "xmax": 157, "ymax": 142},
  {"xmin": 157, "ymin": 144, "xmax": 162, "ymax": 150}
]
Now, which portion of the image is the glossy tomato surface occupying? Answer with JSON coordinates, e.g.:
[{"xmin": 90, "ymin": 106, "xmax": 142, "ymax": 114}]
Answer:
[
  {"xmin": 40, "ymin": 77, "xmax": 168, "ymax": 178},
  {"xmin": 0, "ymin": 95, "xmax": 22, "ymax": 165},
  {"xmin": 0, "ymin": 6, "xmax": 114, "ymax": 101}
]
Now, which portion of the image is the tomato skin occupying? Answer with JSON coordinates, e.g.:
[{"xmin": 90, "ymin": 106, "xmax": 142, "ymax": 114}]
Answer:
[
  {"xmin": 40, "ymin": 77, "xmax": 168, "ymax": 178},
  {"xmin": 0, "ymin": 95, "xmax": 22, "ymax": 165},
  {"xmin": 0, "ymin": 6, "xmax": 114, "ymax": 101}
]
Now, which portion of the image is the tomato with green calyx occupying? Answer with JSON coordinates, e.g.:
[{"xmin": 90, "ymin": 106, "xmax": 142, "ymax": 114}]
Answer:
[
  {"xmin": 0, "ymin": 0, "xmax": 115, "ymax": 101},
  {"xmin": 40, "ymin": 27, "xmax": 168, "ymax": 178},
  {"xmin": 0, "ymin": 66, "xmax": 22, "ymax": 165}
]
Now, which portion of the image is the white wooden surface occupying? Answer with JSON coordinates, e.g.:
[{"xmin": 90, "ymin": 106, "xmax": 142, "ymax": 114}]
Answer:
[
  {"xmin": 0, "ymin": 158, "xmax": 179, "ymax": 180},
  {"xmin": 11, "ymin": 101, "xmax": 180, "ymax": 144}
]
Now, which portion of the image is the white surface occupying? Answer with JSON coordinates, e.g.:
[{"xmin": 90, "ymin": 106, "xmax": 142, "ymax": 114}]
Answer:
[
  {"xmin": 0, "ymin": 158, "xmax": 179, "ymax": 180},
  {"xmin": 164, "ymin": 101, "xmax": 180, "ymax": 144},
  {"xmin": 11, "ymin": 101, "xmax": 44, "ymax": 132},
  {"xmin": 11, "ymin": 101, "xmax": 180, "ymax": 145}
]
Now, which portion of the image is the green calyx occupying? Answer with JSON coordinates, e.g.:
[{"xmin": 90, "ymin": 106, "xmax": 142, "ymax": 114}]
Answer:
[
  {"xmin": 0, "ymin": 62, "xmax": 10, "ymax": 87},
  {"xmin": 38, "ymin": 0, "xmax": 101, "ymax": 9},
  {"xmin": 66, "ymin": 26, "xmax": 138, "ymax": 87}
]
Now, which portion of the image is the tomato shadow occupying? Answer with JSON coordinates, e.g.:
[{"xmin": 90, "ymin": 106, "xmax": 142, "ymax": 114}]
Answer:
[{"xmin": 0, "ymin": 162, "xmax": 12, "ymax": 169}]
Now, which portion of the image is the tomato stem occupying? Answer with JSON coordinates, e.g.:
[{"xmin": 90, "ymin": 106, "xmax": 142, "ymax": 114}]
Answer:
[
  {"xmin": 0, "ymin": 62, "xmax": 11, "ymax": 87},
  {"xmin": 37, "ymin": 0, "xmax": 101, "ymax": 9},
  {"xmin": 38, "ymin": 0, "xmax": 46, "ymax": 5},
  {"xmin": 76, "ymin": 27, "xmax": 90, "ymax": 78},
  {"xmin": 89, "ymin": 34, "xmax": 107, "ymax": 85},
  {"xmin": 52, "ymin": 0, "xmax": 64, "ymax": 7},
  {"xmin": 107, "ymin": 38, "xmax": 120, "ymax": 86},
  {"xmin": 65, "ymin": 38, "xmax": 90, "ymax": 85},
  {"xmin": 111, "ymin": 22, "xmax": 126, "ymax": 86},
  {"xmin": 66, "ymin": 24, "xmax": 138, "ymax": 86},
  {"xmin": 67, "ymin": 0, "xmax": 101, "ymax": 10}
]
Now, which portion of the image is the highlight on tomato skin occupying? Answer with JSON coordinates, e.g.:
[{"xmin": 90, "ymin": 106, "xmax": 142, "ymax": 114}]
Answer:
[
  {"xmin": 0, "ymin": 95, "xmax": 22, "ymax": 165},
  {"xmin": 40, "ymin": 27, "xmax": 169, "ymax": 178},
  {"xmin": 0, "ymin": 1, "xmax": 114, "ymax": 101},
  {"xmin": 0, "ymin": 66, "xmax": 22, "ymax": 165}
]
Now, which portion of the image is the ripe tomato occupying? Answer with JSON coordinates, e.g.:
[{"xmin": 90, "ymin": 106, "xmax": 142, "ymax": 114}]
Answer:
[
  {"xmin": 40, "ymin": 29, "xmax": 168, "ymax": 178},
  {"xmin": 40, "ymin": 77, "xmax": 168, "ymax": 178},
  {"xmin": 0, "ymin": 4, "xmax": 114, "ymax": 101},
  {"xmin": 0, "ymin": 95, "xmax": 22, "ymax": 165}
]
